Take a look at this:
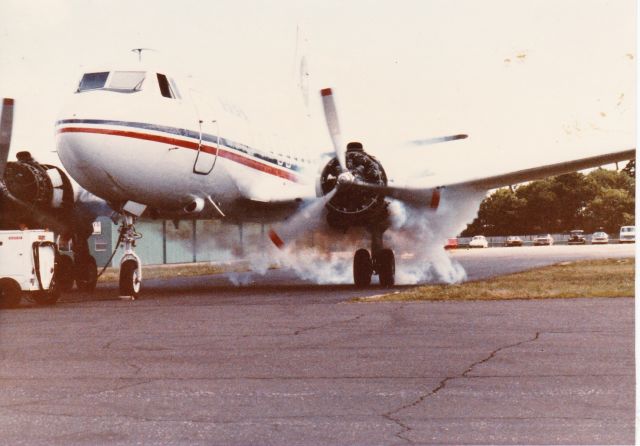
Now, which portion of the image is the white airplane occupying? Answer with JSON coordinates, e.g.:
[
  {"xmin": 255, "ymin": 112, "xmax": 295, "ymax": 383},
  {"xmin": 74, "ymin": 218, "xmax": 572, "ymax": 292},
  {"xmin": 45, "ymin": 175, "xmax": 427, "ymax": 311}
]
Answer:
[{"xmin": 2, "ymin": 63, "xmax": 634, "ymax": 299}]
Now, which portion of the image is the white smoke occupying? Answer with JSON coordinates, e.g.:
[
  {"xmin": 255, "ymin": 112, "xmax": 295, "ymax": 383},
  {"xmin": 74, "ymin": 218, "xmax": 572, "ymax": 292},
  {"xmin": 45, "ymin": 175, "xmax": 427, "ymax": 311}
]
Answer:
[
  {"xmin": 385, "ymin": 187, "xmax": 485, "ymax": 284},
  {"xmin": 209, "ymin": 187, "xmax": 486, "ymax": 286}
]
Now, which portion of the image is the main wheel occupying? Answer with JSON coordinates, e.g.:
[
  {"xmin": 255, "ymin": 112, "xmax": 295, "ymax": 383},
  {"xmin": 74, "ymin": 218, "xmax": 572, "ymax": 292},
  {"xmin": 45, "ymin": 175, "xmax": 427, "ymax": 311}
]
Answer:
[
  {"xmin": 0, "ymin": 278, "xmax": 22, "ymax": 309},
  {"xmin": 56, "ymin": 254, "xmax": 75, "ymax": 292},
  {"xmin": 76, "ymin": 256, "xmax": 98, "ymax": 292},
  {"xmin": 31, "ymin": 274, "xmax": 60, "ymax": 306},
  {"xmin": 376, "ymin": 248, "xmax": 395, "ymax": 287},
  {"xmin": 353, "ymin": 248, "xmax": 373, "ymax": 287},
  {"xmin": 119, "ymin": 259, "xmax": 141, "ymax": 299}
]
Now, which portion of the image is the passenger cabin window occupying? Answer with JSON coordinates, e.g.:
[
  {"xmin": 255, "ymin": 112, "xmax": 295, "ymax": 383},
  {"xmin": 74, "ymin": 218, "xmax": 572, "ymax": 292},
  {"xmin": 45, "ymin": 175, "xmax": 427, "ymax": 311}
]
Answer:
[
  {"xmin": 77, "ymin": 72, "xmax": 109, "ymax": 91},
  {"xmin": 157, "ymin": 73, "xmax": 176, "ymax": 98}
]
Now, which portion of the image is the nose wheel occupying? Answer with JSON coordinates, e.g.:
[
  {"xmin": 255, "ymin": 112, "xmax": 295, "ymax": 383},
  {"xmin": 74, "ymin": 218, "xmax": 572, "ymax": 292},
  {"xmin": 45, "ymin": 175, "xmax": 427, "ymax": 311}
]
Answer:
[
  {"xmin": 117, "ymin": 213, "xmax": 142, "ymax": 299},
  {"xmin": 119, "ymin": 259, "xmax": 141, "ymax": 299}
]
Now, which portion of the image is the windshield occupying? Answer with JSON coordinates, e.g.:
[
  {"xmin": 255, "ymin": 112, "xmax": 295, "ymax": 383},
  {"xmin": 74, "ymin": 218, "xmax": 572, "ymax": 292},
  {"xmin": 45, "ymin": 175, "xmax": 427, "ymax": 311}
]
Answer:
[
  {"xmin": 77, "ymin": 71, "xmax": 145, "ymax": 93},
  {"xmin": 77, "ymin": 72, "xmax": 109, "ymax": 91},
  {"xmin": 109, "ymin": 71, "xmax": 145, "ymax": 91}
]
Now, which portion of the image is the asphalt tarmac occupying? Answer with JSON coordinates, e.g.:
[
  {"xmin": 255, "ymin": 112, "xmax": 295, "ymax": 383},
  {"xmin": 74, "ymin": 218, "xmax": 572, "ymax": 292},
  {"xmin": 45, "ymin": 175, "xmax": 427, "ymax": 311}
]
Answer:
[{"xmin": 0, "ymin": 244, "xmax": 634, "ymax": 445}]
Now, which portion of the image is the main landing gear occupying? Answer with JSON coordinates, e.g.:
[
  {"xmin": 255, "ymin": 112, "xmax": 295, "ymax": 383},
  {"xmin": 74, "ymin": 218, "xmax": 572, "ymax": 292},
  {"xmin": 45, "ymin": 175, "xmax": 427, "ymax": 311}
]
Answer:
[
  {"xmin": 118, "ymin": 214, "xmax": 142, "ymax": 299},
  {"xmin": 353, "ymin": 229, "xmax": 395, "ymax": 288}
]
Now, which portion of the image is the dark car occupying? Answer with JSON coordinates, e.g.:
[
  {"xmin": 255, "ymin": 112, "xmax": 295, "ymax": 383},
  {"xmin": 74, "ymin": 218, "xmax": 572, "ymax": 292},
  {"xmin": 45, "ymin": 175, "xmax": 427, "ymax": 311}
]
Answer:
[{"xmin": 567, "ymin": 229, "xmax": 586, "ymax": 245}]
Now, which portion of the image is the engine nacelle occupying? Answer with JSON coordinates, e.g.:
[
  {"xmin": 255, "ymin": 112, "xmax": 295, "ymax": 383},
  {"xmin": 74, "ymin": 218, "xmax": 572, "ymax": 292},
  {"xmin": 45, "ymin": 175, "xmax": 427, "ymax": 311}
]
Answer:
[
  {"xmin": 0, "ymin": 151, "xmax": 75, "ymax": 231},
  {"xmin": 318, "ymin": 142, "xmax": 389, "ymax": 229},
  {"xmin": 4, "ymin": 152, "xmax": 74, "ymax": 209}
]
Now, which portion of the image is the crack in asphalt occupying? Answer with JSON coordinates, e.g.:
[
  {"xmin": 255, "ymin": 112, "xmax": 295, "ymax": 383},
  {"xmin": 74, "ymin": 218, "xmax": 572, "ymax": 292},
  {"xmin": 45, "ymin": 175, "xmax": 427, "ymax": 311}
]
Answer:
[
  {"xmin": 0, "ymin": 379, "xmax": 155, "ymax": 410},
  {"xmin": 382, "ymin": 331, "xmax": 541, "ymax": 444},
  {"xmin": 293, "ymin": 313, "xmax": 366, "ymax": 335}
]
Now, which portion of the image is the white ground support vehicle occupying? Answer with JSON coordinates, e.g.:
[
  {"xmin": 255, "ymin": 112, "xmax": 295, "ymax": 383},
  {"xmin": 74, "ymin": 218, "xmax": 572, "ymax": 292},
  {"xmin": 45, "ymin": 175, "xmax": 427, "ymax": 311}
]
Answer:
[
  {"xmin": 619, "ymin": 226, "xmax": 635, "ymax": 243},
  {"xmin": 0, "ymin": 230, "xmax": 60, "ymax": 308}
]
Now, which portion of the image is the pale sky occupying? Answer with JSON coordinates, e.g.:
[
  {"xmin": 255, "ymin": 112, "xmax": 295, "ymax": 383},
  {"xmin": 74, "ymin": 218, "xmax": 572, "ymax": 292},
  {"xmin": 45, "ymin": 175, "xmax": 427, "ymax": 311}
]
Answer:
[{"xmin": 0, "ymin": 0, "xmax": 635, "ymax": 181}]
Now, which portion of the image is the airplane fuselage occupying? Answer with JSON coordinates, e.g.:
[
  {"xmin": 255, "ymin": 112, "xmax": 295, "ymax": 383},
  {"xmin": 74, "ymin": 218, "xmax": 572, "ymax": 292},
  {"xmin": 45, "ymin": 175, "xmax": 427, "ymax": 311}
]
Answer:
[{"xmin": 56, "ymin": 69, "xmax": 314, "ymax": 222}]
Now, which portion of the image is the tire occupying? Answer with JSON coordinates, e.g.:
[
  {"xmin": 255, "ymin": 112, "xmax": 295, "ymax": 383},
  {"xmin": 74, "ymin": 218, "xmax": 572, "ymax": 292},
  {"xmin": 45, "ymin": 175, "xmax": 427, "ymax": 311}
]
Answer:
[
  {"xmin": 56, "ymin": 254, "xmax": 75, "ymax": 292},
  {"xmin": 76, "ymin": 256, "xmax": 98, "ymax": 292},
  {"xmin": 119, "ymin": 259, "xmax": 141, "ymax": 298},
  {"xmin": 31, "ymin": 275, "xmax": 60, "ymax": 306},
  {"xmin": 0, "ymin": 278, "xmax": 22, "ymax": 309},
  {"xmin": 376, "ymin": 248, "xmax": 395, "ymax": 287},
  {"xmin": 353, "ymin": 249, "xmax": 373, "ymax": 288}
]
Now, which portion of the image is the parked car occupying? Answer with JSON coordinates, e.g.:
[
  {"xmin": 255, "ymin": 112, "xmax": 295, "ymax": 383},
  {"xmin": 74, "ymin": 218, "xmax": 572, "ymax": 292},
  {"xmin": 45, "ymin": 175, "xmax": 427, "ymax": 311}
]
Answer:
[
  {"xmin": 591, "ymin": 231, "xmax": 609, "ymax": 244},
  {"xmin": 533, "ymin": 234, "xmax": 554, "ymax": 246},
  {"xmin": 567, "ymin": 229, "xmax": 586, "ymax": 245},
  {"xmin": 444, "ymin": 238, "xmax": 458, "ymax": 250},
  {"xmin": 504, "ymin": 236, "xmax": 523, "ymax": 247},
  {"xmin": 619, "ymin": 226, "xmax": 635, "ymax": 243},
  {"xmin": 469, "ymin": 235, "xmax": 489, "ymax": 248}
]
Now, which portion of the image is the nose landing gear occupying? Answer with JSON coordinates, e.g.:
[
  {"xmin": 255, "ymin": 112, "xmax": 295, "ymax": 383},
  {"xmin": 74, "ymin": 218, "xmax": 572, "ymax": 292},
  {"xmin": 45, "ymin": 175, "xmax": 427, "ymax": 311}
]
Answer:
[{"xmin": 118, "ymin": 213, "xmax": 142, "ymax": 299}]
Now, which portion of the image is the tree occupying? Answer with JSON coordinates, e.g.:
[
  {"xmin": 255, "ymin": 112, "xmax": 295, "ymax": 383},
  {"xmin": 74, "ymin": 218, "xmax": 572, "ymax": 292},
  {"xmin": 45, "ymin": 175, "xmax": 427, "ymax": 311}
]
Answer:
[{"xmin": 461, "ymin": 168, "xmax": 635, "ymax": 236}]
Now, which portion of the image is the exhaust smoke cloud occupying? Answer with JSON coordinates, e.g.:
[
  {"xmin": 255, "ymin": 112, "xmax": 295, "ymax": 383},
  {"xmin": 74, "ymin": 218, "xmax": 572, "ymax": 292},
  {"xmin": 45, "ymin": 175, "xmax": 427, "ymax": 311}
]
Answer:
[{"xmin": 191, "ymin": 187, "xmax": 485, "ymax": 286}]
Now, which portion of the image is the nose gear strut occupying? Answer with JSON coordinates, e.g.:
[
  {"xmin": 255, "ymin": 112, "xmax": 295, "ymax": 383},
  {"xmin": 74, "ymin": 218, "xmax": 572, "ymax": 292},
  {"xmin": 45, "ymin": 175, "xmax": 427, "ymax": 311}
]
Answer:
[{"xmin": 118, "ymin": 213, "xmax": 142, "ymax": 299}]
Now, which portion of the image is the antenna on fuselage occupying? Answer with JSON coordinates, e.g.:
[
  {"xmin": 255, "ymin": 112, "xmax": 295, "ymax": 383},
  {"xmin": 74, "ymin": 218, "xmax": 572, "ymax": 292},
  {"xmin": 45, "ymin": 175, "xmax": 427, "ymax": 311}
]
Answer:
[{"xmin": 131, "ymin": 48, "xmax": 156, "ymax": 62}]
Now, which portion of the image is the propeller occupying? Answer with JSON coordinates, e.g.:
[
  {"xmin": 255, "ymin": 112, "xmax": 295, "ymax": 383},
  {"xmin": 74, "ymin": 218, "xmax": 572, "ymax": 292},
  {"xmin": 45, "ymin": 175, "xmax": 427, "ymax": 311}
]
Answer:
[
  {"xmin": 0, "ymin": 98, "xmax": 14, "ymax": 178},
  {"xmin": 0, "ymin": 98, "xmax": 70, "ymax": 234},
  {"xmin": 320, "ymin": 88, "xmax": 347, "ymax": 172},
  {"xmin": 409, "ymin": 134, "xmax": 468, "ymax": 146}
]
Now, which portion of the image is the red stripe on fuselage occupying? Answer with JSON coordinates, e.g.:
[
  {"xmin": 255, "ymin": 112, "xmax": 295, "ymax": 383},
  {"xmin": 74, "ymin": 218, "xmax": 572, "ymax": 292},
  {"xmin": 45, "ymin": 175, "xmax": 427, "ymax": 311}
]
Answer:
[{"xmin": 57, "ymin": 126, "xmax": 300, "ymax": 182}]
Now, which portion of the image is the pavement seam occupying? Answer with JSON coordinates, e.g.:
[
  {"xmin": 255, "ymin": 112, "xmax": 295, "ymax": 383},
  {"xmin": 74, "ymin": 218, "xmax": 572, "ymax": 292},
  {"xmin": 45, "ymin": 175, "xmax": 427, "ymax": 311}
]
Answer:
[
  {"xmin": 382, "ymin": 331, "xmax": 541, "ymax": 444},
  {"xmin": 293, "ymin": 313, "xmax": 366, "ymax": 335}
]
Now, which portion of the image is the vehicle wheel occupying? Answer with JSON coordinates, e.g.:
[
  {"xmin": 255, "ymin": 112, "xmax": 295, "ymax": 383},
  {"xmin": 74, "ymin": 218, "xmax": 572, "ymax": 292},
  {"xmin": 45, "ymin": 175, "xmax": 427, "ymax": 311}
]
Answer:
[
  {"xmin": 56, "ymin": 254, "xmax": 75, "ymax": 292},
  {"xmin": 376, "ymin": 248, "xmax": 395, "ymax": 287},
  {"xmin": 0, "ymin": 278, "xmax": 22, "ymax": 309},
  {"xmin": 353, "ymin": 249, "xmax": 373, "ymax": 287},
  {"xmin": 76, "ymin": 256, "xmax": 98, "ymax": 292},
  {"xmin": 31, "ymin": 274, "xmax": 60, "ymax": 306},
  {"xmin": 119, "ymin": 259, "xmax": 141, "ymax": 299}
]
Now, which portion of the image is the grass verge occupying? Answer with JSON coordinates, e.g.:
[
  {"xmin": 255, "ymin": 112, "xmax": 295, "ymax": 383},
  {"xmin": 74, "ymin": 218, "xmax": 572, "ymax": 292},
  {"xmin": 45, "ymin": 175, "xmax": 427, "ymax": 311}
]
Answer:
[
  {"xmin": 354, "ymin": 258, "xmax": 635, "ymax": 302},
  {"xmin": 97, "ymin": 261, "xmax": 255, "ymax": 282}
]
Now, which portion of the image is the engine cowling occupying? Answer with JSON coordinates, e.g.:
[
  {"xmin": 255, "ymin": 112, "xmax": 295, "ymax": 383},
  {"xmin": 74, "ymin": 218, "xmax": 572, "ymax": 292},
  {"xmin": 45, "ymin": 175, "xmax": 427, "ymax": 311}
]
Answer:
[
  {"xmin": 1, "ymin": 151, "xmax": 75, "ymax": 231},
  {"xmin": 318, "ymin": 143, "xmax": 389, "ymax": 229}
]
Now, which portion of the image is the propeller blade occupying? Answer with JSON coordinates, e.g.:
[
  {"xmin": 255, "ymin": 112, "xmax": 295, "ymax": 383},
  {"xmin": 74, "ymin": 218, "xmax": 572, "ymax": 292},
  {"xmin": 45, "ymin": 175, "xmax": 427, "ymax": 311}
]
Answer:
[
  {"xmin": 320, "ymin": 88, "xmax": 347, "ymax": 171},
  {"xmin": 269, "ymin": 188, "xmax": 337, "ymax": 249},
  {"xmin": 0, "ymin": 98, "xmax": 14, "ymax": 179},
  {"xmin": 409, "ymin": 134, "xmax": 468, "ymax": 146}
]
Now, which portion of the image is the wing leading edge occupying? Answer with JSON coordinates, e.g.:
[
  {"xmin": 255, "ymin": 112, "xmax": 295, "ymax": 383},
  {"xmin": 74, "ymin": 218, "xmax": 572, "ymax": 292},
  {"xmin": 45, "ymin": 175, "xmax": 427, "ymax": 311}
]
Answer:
[{"xmin": 365, "ymin": 148, "xmax": 635, "ymax": 206}]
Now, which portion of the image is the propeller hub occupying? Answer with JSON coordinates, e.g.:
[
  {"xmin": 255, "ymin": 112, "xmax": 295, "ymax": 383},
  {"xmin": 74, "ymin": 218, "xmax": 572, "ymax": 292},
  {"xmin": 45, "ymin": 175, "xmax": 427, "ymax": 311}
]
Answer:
[{"xmin": 337, "ymin": 171, "xmax": 355, "ymax": 186}]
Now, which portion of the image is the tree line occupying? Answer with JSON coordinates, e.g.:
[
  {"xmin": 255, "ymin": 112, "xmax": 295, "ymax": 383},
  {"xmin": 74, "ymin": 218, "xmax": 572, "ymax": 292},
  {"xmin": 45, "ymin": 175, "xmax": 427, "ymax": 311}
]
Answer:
[{"xmin": 461, "ymin": 164, "xmax": 635, "ymax": 236}]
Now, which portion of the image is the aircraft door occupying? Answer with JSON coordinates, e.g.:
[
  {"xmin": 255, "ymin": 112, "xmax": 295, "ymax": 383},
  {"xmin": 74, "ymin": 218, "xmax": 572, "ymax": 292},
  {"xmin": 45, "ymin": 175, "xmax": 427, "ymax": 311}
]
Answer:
[{"xmin": 193, "ymin": 119, "xmax": 219, "ymax": 175}]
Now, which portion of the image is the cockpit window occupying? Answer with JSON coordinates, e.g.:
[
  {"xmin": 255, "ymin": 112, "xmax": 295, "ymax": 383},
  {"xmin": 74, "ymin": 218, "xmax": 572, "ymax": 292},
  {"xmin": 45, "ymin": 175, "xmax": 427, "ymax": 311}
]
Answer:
[
  {"xmin": 108, "ymin": 71, "xmax": 145, "ymax": 91},
  {"xmin": 157, "ymin": 73, "xmax": 176, "ymax": 98},
  {"xmin": 77, "ymin": 71, "xmax": 145, "ymax": 93},
  {"xmin": 78, "ymin": 72, "xmax": 109, "ymax": 91}
]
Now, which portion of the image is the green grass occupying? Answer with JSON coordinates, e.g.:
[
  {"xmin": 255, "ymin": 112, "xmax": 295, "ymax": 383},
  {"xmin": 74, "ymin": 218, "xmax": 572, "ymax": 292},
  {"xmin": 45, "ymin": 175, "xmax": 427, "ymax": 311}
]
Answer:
[
  {"xmin": 354, "ymin": 258, "xmax": 635, "ymax": 302},
  {"xmin": 97, "ymin": 261, "xmax": 255, "ymax": 282}
]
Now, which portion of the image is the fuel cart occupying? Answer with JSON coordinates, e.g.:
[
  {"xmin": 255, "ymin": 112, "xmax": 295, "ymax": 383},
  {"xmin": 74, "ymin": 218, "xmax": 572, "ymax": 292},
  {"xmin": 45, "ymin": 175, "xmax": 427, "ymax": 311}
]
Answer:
[{"xmin": 0, "ymin": 229, "xmax": 60, "ymax": 308}]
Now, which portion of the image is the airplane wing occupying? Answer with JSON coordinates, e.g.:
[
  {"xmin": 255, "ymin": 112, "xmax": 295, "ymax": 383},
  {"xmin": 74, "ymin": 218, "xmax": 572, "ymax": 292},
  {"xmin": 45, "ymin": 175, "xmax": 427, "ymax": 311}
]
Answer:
[{"xmin": 360, "ymin": 148, "xmax": 635, "ymax": 206}]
